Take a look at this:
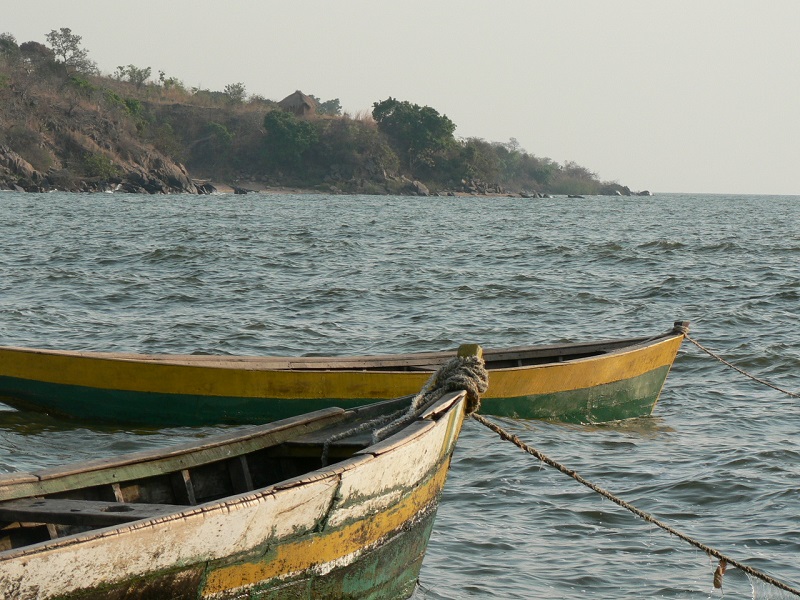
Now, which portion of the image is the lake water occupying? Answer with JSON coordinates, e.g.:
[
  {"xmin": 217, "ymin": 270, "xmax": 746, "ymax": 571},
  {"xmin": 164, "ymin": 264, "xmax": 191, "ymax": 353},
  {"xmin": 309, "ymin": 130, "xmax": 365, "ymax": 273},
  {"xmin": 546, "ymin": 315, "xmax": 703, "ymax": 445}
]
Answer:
[{"xmin": 0, "ymin": 191, "xmax": 798, "ymax": 598}]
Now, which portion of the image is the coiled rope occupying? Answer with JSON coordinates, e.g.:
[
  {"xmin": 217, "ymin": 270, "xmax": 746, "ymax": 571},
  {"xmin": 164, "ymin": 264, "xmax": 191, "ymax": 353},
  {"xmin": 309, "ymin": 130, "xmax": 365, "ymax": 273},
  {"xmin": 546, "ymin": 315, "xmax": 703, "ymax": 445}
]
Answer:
[
  {"xmin": 321, "ymin": 345, "xmax": 488, "ymax": 466},
  {"xmin": 471, "ymin": 412, "xmax": 800, "ymax": 596},
  {"xmin": 676, "ymin": 326, "xmax": 800, "ymax": 399}
]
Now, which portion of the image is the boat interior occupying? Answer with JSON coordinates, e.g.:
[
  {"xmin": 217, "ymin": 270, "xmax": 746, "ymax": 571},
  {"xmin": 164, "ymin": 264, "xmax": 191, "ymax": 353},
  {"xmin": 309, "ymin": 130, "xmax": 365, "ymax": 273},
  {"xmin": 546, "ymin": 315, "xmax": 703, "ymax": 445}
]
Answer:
[{"xmin": 0, "ymin": 397, "xmax": 415, "ymax": 552}]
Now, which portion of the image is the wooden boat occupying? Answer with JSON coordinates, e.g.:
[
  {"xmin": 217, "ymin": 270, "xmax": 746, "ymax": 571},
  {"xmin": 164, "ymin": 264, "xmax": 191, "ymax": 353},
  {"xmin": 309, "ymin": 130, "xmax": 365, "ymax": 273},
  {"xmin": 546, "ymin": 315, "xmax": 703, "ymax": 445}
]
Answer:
[
  {"xmin": 0, "ymin": 385, "xmax": 473, "ymax": 598},
  {"xmin": 0, "ymin": 322, "xmax": 688, "ymax": 425}
]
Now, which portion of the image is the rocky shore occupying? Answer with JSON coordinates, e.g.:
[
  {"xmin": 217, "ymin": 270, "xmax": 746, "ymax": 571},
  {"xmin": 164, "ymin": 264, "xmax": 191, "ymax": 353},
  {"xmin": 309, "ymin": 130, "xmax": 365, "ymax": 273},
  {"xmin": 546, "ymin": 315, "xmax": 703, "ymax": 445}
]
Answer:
[
  {"xmin": 1, "ymin": 146, "xmax": 650, "ymax": 198},
  {"xmin": 0, "ymin": 145, "xmax": 212, "ymax": 194}
]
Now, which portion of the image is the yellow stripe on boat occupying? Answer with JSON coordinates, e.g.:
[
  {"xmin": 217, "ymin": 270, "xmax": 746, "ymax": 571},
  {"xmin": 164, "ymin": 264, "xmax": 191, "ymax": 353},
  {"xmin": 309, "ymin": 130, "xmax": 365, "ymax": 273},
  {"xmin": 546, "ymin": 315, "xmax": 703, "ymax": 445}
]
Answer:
[
  {"xmin": 203, "ymin": 460, "xmax": 450, "ymax": 595},
  {"xmin": 0, "ymin": 323, "xmax": 687, "ymax": 424}
]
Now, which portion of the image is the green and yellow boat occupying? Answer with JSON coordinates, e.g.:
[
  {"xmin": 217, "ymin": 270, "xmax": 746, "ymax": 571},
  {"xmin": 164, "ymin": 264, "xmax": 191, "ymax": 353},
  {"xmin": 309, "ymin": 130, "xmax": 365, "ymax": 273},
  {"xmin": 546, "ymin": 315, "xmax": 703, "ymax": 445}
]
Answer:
[{"xmin": 0, "ymin": 322, "xmax": 687, "ymax": 426}]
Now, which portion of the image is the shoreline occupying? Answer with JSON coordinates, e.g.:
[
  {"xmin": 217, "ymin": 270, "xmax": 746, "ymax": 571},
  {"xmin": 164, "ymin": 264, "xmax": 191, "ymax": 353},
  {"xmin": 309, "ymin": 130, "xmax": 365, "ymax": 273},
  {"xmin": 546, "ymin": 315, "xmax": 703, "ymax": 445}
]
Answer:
[{"xmin": 206, "ymin": 181, "xmax": 556, "ymax": 198}]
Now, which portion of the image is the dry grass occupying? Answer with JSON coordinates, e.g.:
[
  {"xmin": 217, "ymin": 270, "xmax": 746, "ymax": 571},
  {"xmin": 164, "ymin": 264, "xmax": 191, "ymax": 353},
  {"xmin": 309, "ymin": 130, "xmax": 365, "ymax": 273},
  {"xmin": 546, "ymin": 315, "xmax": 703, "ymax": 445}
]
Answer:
[{"xmin": 342, "ymin": 109, "xmax": 377, "ymax": 128}]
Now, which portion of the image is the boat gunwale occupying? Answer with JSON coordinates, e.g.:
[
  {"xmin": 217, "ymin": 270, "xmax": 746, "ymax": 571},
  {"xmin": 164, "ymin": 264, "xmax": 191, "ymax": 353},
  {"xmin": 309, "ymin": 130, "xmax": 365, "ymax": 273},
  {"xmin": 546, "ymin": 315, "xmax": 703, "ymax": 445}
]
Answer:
[
  {"xmin": 481, "ymin": 330, "xmax": 685, "ymax": 372},
  {"xmin": 0, "ymin": 328, "xmax": 683, "ymax": 373},
  {"xmin": 3, "ymin": 406, "xmax": 347, "ymax": 486},
  {"xmin": 0, "ymin": 391, "xmax": 466, "ymax": 563}
]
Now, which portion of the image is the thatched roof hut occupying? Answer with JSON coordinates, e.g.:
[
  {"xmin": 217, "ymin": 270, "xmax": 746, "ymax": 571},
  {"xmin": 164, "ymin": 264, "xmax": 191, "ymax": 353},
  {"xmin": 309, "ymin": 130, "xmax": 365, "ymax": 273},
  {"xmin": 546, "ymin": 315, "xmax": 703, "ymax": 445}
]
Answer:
[{"xmin": 278, "ymin": 90, "xmax": 318, "ymax": 117}]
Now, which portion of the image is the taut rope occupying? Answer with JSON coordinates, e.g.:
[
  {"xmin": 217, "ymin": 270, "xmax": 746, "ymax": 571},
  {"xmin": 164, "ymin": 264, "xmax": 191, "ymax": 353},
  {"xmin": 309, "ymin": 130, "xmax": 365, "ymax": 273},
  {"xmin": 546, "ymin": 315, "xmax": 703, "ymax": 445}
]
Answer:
[
  {"xmin": 471, "ymin": 412, "xmax": 800, "ymax": 596},
  {"xmin": 678, "ymin": 328, "xmax": 800, "ymax": 399}
]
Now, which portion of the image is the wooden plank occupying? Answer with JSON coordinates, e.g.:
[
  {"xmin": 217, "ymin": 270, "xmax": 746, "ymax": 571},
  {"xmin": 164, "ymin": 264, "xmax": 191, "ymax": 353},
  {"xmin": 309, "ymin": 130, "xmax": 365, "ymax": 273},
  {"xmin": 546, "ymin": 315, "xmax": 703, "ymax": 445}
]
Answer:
[
  {"xmin": 227, "ymin": 456, "xmax": 254, "ymax": 493},
  {"xmin": 0, "ymin": 408, "xmax": 348, "ymax": 502},
  {"xmin": 285, "ymin": 426, "xmax": 372, "ymax": 448},
  {"xmin": 112, "ymin": 483, "xmax": 125, "ymax": 503},
  {"xmin": 419, "ymin": 391, "xmax": 464, "ymax": 419},
  {"xmin": 38, "ymin": 408, "xmax": 347, "ymax": 477},
  {"xmin": 171, "ymin": 470, "xmax": 196, "ymax": 505},
  {"xmin": 0, "ymin": 498, "xmax": 180, "ymax": 527}
]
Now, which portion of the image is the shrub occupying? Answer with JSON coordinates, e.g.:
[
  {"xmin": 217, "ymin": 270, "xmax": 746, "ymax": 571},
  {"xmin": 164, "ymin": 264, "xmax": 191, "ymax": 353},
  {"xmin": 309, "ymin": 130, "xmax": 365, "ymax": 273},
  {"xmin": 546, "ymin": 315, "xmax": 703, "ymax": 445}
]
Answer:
[
  {"xmin": 124, "ymin": 98, "xmax": 143, "ymax": 116},
  {"xmin": 83, "ymin": 152, "xmax": 120, "ymax": 178},
  {"xmin": 262, "ymin": 109, "xmax": 318, "ymax": 170}
]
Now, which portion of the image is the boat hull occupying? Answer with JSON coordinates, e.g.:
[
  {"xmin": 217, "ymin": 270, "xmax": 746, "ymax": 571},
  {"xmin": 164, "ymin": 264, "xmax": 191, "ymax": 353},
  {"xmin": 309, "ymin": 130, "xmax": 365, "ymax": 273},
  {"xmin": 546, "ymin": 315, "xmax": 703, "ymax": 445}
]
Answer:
[
  {"xmin": 0, "ymin": 327, "xmax": 685, "ymax": 425},
  {"xmin": 480, "ymin": 334, "xmax": 683, "ymax": 422},
  {"xmin": 0, "ymin": 394, "xmax": 467, "ymax": 599}
]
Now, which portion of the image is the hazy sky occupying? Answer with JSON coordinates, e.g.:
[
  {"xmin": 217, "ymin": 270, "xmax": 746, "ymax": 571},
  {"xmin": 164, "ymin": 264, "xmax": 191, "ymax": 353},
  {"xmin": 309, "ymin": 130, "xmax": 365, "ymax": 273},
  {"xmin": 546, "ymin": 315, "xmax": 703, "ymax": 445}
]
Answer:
[{"xmin": 6, "ymin": 1, "xmax": 800, "ymax": 194}]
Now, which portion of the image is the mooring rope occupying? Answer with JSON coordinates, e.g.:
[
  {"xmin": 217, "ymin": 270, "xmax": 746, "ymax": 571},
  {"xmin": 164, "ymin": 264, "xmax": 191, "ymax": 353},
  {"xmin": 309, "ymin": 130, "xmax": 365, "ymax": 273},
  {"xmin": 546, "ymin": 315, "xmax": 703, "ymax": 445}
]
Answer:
[
  {"xmin": 371, "ymin": 351, "xmax": 488, "ymax": 442},
  {"xmin": 320, "ymin": 348, "xmax": 488, "ymax": 466},
  {"xmin": 681, "ymin": 331, "xmax": 800, "ymax": 399},
  {"xmin": 471, "ymin": 412, "xmax": 800, "ymax": 596}
]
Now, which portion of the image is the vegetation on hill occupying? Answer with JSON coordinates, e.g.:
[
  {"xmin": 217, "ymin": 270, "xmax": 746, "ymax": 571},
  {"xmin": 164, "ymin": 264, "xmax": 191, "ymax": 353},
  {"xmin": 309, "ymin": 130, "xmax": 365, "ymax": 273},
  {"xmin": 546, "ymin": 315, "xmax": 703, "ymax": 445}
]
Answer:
[{"xmin": 0, "ymin": 29, "xmax": 640, "ymax": 196}]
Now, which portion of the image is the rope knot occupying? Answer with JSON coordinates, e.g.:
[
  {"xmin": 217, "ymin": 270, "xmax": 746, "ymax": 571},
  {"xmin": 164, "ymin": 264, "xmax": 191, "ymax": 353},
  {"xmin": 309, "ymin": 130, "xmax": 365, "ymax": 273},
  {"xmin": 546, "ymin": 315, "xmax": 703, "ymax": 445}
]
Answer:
[
  {"xmin": 367, "ymin": 346, "xmax": 488, "ymax": 443},
  {"xmin": 423, "ymin": 353, "xmax": 489, "ymax": 414},
  {"xmin": 321, "ymin": 344, "xmax": 488, "ymax": 466},
  {"xmin": 673, "ymin": 320, "xmax": 690, "ymax": 335}
]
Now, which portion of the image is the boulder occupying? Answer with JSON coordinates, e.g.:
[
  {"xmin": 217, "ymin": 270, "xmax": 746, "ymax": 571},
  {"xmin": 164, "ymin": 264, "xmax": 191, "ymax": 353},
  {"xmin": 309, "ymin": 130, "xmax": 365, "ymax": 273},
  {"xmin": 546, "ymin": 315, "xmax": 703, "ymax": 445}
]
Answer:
[
  {"xmin": 411, "ymin": 180, "xmax": 430, "ymax": 196},
  {"xmin": 0, "ymin": 146, "xmax": 43, "ymax": 190},
  {"xmin": 117, "ymin": 152, "xmax": 199, "ymax": 194}
]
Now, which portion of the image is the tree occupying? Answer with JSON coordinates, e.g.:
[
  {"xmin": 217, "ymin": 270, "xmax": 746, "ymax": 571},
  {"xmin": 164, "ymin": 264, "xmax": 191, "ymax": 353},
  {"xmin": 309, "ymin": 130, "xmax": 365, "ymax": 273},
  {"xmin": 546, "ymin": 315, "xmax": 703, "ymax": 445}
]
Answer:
[
  {"xmin": 310, "ymin": 96, "xmax": 342, "ymax": 116},
  {"xmin": 45, "ymin": 28, "xmax": 97, "ymax": 74},
  {"xmin": 190, "ymin": 122, "xmax": 234, "ymax": 171},
  {"xmin": 223, "ymin": 82, "xmax": 246, "ymax": 103},
  {"xmin": 114, "ymin": 64, "xmax": 151, "ymax": 89},
  {"xmin": 459, "ymin": 138, "xmax": 500, "ymax": 182},
  {"xmin": 0, "ymin": 32, "xmax": 18, "ymax": 56},
  {"xmin": 19, "ymin": 41, "xmax": 54, "ymax": 61},
  {"xmin": 262, "ymin": 109, "xmax": 318, "ymax": 169},
  {"xmin": 158, "ymin": 70, "xmax": 185, "ymax": 91},
  {"xmin": 18, "ymin": 41, "xmax": 56, "ymax": 76},
  {"xmin": 372, "ymin": 97, "xmax": 456, "ymax": 171}
]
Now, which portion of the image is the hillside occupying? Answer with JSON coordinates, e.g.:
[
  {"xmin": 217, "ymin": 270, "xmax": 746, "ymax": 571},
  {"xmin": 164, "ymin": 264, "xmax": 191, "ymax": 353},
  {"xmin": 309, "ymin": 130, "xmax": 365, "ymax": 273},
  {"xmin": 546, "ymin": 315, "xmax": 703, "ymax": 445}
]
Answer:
[{"xmin": 0, "ymin": 30, "xmax": 640, "ymax": 197}]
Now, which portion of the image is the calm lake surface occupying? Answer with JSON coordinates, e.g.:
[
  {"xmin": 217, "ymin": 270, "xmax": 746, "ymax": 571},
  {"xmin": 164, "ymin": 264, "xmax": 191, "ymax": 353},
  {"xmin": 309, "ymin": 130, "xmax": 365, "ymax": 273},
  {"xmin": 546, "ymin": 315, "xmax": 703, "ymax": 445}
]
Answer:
[{"xmin": 1, "ymin": 191, "xmax": 798, "ymax": 598}]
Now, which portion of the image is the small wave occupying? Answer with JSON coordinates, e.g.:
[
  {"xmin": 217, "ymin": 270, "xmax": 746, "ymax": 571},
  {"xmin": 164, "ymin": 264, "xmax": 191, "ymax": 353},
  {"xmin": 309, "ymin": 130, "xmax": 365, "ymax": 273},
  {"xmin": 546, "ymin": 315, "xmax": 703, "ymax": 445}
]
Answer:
[
  {"xmin": 697, "ymin": 241, "xmax": 745, "ymax": 252},
  {"xmin": 143, "ymin": 246, "xmax": 208, "ymax": 263},
  {"xmin": 638, "ymin": 239, "xmax": 688, "ymax": 250}
]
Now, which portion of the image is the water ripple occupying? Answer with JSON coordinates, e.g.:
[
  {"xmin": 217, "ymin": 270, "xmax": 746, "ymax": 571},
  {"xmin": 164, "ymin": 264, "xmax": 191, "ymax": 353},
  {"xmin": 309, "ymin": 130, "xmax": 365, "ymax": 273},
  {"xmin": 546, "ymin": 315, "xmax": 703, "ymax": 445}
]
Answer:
[{"xmin": 2, "ymin": 191, "xmax": 800, "ymax": 598}]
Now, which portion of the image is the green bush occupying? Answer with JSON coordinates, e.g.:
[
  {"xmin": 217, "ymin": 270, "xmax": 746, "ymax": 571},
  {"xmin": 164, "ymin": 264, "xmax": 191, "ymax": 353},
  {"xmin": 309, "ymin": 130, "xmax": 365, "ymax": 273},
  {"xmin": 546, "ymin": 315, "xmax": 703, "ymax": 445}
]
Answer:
[
  {"xmin": 262, "ymin": 109, "xmax": 318, "ymax": 170},
  {"xmin": 124, "ymin": 98, "xmax": 142, "ymax": 116},
  {"xmin": 83, "ymin": 153, "xmax": 120, "ymax": 178},
  {"xmin": 68, "ymin": 74, "xmax": 95, "ymax": 95}
]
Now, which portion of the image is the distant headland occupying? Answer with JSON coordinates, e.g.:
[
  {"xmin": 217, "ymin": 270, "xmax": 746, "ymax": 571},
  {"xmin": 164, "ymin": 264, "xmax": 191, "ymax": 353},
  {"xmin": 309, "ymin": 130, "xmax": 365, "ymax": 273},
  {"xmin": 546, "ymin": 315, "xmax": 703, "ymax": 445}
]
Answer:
[{"xmin": 0, "ymin": 29, "xmax": 650, "ymax": 197}]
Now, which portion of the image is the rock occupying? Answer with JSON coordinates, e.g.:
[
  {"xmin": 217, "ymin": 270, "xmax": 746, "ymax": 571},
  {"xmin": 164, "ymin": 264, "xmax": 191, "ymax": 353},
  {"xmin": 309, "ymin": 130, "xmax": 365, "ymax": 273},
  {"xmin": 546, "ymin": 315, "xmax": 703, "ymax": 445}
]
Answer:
[
  {"xmin": 0, "ymin": 146, "xmax": 43, "ymax": 190},
  {"xmin": 0, "ymin": 146, "xmax": 39, "ymax": 181},
  {"xmin": 411, "ymin": 180, "xmax": 429, "ymax": 196}
]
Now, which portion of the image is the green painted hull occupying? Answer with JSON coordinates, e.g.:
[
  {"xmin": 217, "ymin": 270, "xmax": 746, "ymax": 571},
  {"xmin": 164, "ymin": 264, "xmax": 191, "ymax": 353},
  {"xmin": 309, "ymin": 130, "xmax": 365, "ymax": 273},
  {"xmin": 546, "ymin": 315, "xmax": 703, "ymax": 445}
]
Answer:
[
  {"xmin": 480, "ymin": 365, "xmax": 673, "ymax": 423},
  {"xmin": 1, "ymin": 364, "xmax": 670, "ymax": 426},
  {"xmin": 0, "ymin": 375, "xmax": 374, "ymax": 427}
]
